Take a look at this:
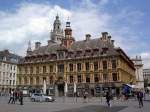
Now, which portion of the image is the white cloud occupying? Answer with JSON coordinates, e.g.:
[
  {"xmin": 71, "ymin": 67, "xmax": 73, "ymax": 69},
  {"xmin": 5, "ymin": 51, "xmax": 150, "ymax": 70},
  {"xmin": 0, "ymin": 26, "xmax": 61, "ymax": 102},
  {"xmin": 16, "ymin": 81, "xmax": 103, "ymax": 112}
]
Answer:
[
  {"xmin": 140, "ymin": 52, "xmax": 150, "ymax": 69},
  {"xmin": 0, "ymin": 1, "xmax": 148, "ymax": 68}
]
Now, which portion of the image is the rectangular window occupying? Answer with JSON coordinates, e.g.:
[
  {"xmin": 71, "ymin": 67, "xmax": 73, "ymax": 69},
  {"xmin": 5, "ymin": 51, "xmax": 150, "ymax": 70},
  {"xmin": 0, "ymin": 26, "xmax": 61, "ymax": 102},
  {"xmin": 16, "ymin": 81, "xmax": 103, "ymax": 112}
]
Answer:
[
  {"xmin": 10, "ymin": 80, "xmax": 12, "ymax": 85},
  {"xmin": 77, "ymin": 63, "xmax": 81, "ymax": 72},
  {"xmin": 43, "ymin": 66, "xmax": 46, "ymax": 73},
  {"xmin": 112, "ymin": 60, "xmax": 117, "ymax": 69},
  {"xmin": 85, "ymin": 62, "xmax": 90, "ymax": 71},
  {"xmin": 58, "ymin": 64, "xmax": 64, "ymax": 73},
  {"xmin": 13, "ymin": 80, "xmax": 15, "ymax": 85},
  {"xmin": 103, "ymin": 61, "xmax": 107, "ymax": 69},
  {"xmin": 13, "ymin": 73, "xmax": 15, "ymax": 78},
  {"xmin": 70, "ymin": 75, "xmax": 73, "ymax": 83},
  {"xmin": 49, "ymin": 65, "xmax": 53, "ymax": 73},
  {"xmin": 94, "ymin": 73, "xmax": 99, "ymax": 82},
  {"xmin": 112, "ymin": 73, "xmax": 117, "ymax": 81},
  {"xmin": 10, "ymin": 65, "xmax": 12, "ymax": 70},
  {"xmin": 86, "ymin": 73, "xmax": 90, "ymax": 82},
  {"xmin": 69, "ymin": 64, "xmax": 73, "ymax": 72},
  {"xmin": 36, "ymin": 66, "xmax": 39, "ymax": 74},
  {"xmin": 58, "ymin": 52, "xmax": 64, "ymax": 59},
  {"xmin": 77, "ymin": 74, "xmax": 82, "ymax": 83},
  {"xmin": 103, "ymin": 74, "xmax": 108, "ymax": 81},
  {"xmin": 94, "ymin": 62, "xmax": 98, "ymax": 71}
]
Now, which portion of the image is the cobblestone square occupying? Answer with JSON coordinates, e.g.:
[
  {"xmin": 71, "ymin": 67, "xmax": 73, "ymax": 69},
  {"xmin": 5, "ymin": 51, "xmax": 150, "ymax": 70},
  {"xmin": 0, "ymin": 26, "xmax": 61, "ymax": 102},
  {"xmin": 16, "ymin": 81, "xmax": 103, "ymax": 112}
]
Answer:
[{"xmin": 0, "ymin": 95, "xmax": 150, "ymax": 112}]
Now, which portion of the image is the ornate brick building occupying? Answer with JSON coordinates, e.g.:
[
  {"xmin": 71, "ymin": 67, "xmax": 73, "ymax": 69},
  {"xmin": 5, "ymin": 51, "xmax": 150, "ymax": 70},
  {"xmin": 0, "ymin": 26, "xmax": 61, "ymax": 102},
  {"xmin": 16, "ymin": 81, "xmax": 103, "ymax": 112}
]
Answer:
[{"xmin": 17, "ymin": 16, "xmax": 135, "ymax": 96}]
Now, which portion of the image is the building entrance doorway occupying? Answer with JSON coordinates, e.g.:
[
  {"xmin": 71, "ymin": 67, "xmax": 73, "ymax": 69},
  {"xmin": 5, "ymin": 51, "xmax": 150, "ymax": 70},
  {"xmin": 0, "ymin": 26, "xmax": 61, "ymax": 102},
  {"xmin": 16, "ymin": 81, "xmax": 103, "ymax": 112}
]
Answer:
[{"xmin": 57, "ymin": 84, "xmax": 64, "ymax": 96}]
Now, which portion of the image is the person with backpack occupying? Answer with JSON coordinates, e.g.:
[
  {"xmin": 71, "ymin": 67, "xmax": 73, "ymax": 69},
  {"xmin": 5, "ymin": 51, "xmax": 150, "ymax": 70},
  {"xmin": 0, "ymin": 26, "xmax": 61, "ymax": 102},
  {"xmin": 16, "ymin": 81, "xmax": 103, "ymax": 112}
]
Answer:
[{"xmin": 137, "ymin": 90, "xmax": 144, "ymax": 108}]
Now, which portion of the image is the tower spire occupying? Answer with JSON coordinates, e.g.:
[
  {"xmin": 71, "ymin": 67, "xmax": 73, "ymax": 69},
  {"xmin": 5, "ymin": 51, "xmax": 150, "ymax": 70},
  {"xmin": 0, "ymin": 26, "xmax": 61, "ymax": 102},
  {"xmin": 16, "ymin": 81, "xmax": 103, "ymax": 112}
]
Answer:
[{"xmin": 26, "ymin": 40, "xmax": 32, "ymax": 55}]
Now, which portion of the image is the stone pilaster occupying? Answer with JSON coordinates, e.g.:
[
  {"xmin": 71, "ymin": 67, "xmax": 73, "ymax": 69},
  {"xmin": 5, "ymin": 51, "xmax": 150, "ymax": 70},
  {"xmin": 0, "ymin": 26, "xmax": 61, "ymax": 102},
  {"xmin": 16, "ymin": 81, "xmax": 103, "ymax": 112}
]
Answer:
[
  {"xmin": 27, "ymin": 76, "xmax": 30, "ymax": 85},
  {"xmin": 33, "ymin": 77, "xmax": 36, "ymax": 85}
]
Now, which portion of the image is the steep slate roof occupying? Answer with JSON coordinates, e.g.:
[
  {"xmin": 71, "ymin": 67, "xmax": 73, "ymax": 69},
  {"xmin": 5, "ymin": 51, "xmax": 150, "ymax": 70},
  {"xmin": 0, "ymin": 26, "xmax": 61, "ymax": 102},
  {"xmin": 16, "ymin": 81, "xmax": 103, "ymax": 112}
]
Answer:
[
  {"xmin": 0, "ymin": 50, "xmax": 21, "ymax": 63},
  {"xmin": 29, "ymin": 38, "xmax": 118, "ymax": 56},
  {"xmin": 70, "ymin": 38, "xmax": 118, "ymax": 56},
  {"xmin": 31, "ymin": 44, "xmax": 67, "ymax": 55}
]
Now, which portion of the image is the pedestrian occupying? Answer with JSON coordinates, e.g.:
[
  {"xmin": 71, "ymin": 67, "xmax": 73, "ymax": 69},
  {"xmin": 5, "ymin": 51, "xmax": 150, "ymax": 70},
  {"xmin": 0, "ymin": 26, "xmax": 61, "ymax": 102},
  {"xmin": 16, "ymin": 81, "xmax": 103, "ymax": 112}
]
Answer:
[
  {"xmin": 83, "ymin": 92, "xmax": 87, "ymax": 103},
  {"xmin": 8, "ymin": 89, "xmax": 15, "ymax": 104},
  {"xmin": 19, "ymin": 91, "xmax": 23, "ymax": 105},
  {"xmin": 106, "ymin": 91, "xmax": 111, "ymax": 107},
  {"xmin": 14, "ymin": 90, "xmax": 18, "ymax": 102},
  {"xmin": 137, "ymin": 90, "xmax": 144, "ymax": 108}
]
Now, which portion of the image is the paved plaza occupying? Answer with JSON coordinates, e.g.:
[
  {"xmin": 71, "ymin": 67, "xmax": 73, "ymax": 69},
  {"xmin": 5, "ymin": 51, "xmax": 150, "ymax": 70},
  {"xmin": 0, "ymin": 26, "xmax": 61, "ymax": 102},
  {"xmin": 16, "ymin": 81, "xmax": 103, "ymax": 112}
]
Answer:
[{"xmin": 0, "ymin": 95, "xmax": 150, "ymax": 112}]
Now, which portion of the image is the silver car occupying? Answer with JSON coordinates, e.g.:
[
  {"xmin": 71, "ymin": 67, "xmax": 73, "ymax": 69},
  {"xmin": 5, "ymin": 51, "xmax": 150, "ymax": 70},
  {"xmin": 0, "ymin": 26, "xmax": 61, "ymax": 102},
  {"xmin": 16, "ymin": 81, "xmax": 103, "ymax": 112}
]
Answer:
[{"xmin": 30, "ymin": 93, "xmax": 55, "ymax": 102}]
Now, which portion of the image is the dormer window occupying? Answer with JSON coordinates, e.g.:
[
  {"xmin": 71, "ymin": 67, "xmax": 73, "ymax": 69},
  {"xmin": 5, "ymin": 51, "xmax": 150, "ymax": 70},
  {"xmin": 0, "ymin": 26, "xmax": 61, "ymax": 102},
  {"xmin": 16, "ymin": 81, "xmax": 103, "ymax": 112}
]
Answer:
[
  {"xmin": 85, "ymin": 49, "xmax": 91, "ymax": 56},
  {"xmin": 58, "ymin": 52, "xmax": 64, "ymax": 59},
  {"xmin": 102, "ymin": 47, "xmax": 108, "ymax": 55},
  {"xmin": 76, "ymin": 50, "xmax": 82, "ymax": 57},
  {"xmin": 93, "ymin": 48, "xmax": 99, "ymax": 56},
  {"xmin": 51, "ymin": 53, "xmax": 57, "ymax": 60},
  {"xmin": 68, "ymin": 51, "xmax": 73, "ymax": 58}
]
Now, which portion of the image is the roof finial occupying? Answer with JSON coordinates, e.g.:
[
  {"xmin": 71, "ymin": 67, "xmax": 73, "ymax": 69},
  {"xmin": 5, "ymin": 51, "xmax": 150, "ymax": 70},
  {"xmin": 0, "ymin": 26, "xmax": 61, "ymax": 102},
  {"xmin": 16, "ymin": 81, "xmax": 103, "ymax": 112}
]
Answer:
[
  {"xmin": 67, "ymin": 16, "xmax": 70, "ymax": 21},
  {"xmin": 56, "ymin": 12, "xmax": 59, "ymax": 19}
]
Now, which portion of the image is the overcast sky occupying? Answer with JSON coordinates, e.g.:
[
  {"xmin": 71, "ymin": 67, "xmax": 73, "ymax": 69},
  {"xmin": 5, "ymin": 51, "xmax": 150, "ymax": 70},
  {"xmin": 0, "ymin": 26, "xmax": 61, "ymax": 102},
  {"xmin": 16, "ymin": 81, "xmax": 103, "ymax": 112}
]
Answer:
[{"xmin": 0, "ymin": 0, "xmax": 150, "ymax": 68}]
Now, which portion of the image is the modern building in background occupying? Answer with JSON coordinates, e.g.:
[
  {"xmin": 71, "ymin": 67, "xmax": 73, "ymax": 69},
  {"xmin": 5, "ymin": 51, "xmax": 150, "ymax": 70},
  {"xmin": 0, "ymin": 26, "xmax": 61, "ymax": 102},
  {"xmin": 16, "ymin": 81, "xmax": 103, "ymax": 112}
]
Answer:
[
  {"xmin": 0, "ymin": 50, "xmax": 20, "ymax": 92},
  {"xmin": 132, "ymin": 56, "xmax": 144, "ymax": 88},
  {"xmin": 17, "ymin": 16, "xmax": 135, "ymax": 97},
  {"xmin": 143, "ymin": 69, "xmax": 150, "ymax": 84}
]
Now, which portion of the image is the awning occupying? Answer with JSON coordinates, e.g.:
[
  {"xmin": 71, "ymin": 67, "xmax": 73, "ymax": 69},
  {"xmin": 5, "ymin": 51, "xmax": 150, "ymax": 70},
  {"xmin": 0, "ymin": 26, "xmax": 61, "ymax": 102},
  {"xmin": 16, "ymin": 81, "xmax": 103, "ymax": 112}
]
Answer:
[{"xmin": 125, "ymin": 84, "xmax": 135, "ymax": 88}]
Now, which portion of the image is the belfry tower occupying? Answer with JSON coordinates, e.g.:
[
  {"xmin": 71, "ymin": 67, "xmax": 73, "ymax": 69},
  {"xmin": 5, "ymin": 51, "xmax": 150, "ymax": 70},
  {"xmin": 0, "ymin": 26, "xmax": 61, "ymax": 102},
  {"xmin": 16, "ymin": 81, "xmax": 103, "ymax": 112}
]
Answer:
[
  {"xmin": 50, "ymin": 15, "xmax": 64, "ymax": 44},
  {"xmin": 62, "ymin": 20, "xmax": 74, "ymax": 48}
]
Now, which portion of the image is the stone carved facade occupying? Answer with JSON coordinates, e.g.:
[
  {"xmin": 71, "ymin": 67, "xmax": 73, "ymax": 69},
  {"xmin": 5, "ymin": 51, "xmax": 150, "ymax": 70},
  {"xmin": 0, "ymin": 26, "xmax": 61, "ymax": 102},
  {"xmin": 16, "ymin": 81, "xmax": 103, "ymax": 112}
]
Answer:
[{"xmin": 17, "ymin": 16, "xmax": 135, "ymax": 96}]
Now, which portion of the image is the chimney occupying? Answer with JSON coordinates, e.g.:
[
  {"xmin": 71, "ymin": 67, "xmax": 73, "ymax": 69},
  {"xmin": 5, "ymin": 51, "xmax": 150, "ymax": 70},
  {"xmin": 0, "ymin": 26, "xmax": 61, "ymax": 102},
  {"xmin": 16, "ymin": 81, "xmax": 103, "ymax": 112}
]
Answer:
[
  {"xmin": 102, "ymin": 32, "xmax": 108, "ymax": 40},
  {"xmin": 111, "ymin": 40, "xmax": 114, "ymax": 47},
  {"xmin": 136, "ymin": 55, "xmax": 138, "ymax": 59},
  {"xmin": 35, "ymin": 42, "xmax": 41, "ymax": 50},
  {"xmin": 108, "ymin": 36, "xmax": 111, "ymax": 40},
  {"xmin": 85, "ymin": 34, "xmax": 91, "ymax": 41}
]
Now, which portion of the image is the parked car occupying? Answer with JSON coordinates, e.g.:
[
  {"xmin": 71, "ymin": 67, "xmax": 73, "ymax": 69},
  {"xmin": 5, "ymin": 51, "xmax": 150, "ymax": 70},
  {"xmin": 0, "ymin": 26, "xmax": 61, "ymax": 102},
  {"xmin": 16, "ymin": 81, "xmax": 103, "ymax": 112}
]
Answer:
[{"xmin": 30, "ymin": 93, "xmax": 55, "ymax": 102}]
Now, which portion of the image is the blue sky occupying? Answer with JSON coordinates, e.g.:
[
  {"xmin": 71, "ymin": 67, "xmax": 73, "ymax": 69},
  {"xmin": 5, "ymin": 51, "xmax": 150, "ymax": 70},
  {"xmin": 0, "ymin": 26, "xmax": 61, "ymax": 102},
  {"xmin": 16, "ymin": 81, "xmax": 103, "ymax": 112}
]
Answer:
[{"xmin": 0, "ymin": 0, "xmax": 150, "ymax": 68}]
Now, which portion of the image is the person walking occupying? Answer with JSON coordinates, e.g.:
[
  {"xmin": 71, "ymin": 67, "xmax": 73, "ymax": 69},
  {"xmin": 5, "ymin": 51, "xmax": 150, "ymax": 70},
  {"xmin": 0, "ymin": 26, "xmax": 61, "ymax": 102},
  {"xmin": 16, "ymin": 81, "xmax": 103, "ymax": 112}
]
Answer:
[
  {"xmin": 137, "ymin": 91, "xmax": 144, "ymax": 108},
  {"xmin": 19, "ymin": 91, "xmax": 23, "ymax": 105},
  {"xmin": 106, "ymin": 91, "xmax": 111, "ymax": 107},
  {"xmin": 83, "ymin": 91, "xmax": 87, "ymax": 103},
  {"xmin": 8, "ymin": 89, "xmax": 15, "ymax": 104}
]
